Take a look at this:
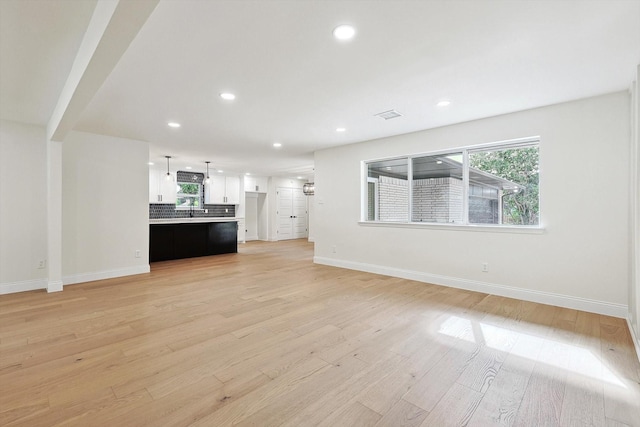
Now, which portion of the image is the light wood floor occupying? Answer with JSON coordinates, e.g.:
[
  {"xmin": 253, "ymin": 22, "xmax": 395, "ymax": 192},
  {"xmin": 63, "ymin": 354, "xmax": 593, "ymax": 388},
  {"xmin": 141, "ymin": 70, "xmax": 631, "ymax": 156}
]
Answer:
[{"xmin": 1, "ymin": 240, "xmax": 639, "ymax": 426}]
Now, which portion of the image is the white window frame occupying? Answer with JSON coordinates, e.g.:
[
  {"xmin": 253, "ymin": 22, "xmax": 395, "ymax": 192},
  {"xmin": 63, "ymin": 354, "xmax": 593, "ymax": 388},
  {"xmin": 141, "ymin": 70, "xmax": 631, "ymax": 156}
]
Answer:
[
  {"xmin": 360, "ymin": 136, "xmax": 542, "ymax": 233},
  {"xmin": 366, "ymin": 177, "xmax": 379, "ymax": 221},
  {"xmin": 175, "ymin": 181, "xmax": 203, "ymax": 210}
]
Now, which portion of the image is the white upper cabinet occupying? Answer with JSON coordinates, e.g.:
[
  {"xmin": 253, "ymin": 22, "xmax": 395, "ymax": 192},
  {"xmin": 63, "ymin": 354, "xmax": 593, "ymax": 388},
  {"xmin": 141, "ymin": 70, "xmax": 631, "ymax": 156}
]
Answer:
[
  {"xmin": 149, "ymin": 169, "xmax": 176, "ymax": 204},
  {"xmin": 205, "ymin": 175, "xmax": 240, "ymax": 204},
  {"xmin": 207, "ymin": 176, "xmax": 226, "ymax": 204},
  {"xmin": 244, "ymin": 176, "xmax": 268, "ymax": 193},
  {"xmin": 225, "ymin": 176, "xmax": 240, "ymax": 204}
]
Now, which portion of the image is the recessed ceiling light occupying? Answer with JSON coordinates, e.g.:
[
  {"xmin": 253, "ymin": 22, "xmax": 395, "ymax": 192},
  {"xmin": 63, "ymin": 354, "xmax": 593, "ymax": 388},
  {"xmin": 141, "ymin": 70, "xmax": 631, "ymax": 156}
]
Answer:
[
  {"xmin": 220, "ymin": 93, "xmax": 236, "ymax": 100},
  {"xmin": 333, "ymin": 24, "xmax": 356, "ymax": 41},
  {"xmin": 273, "ymin": 142, "xmax": 282, "ymax": 148},
  {"xmin": 297, "ymin": 176, "xmax": 303, "ymax": 179},
  {"xmin": 336, "ymin": 127, "xmax": 346, "ymax": 132},
  {"xmin": 218, "ymin": 170, "xmax": 223, "ymax": 173},
  {"xmin": 185, "ymin": 166, "xmax": 192, "ymax": 170},
  {"xmin": 385, "ymin": 166, "xmax": 392, "ymax": 170},
  {"xmin": 437, "ymin": 100, "xmax": 451, "ymax": 107},
  {"xmin": 436, "ymin": 160, "xmax": 443, "ymax": 164},
  {"xmin": 148, "ymin": 162, "xmax": 154, "ymax": 165},
  {"xmin": 167, "ymin": 122, "xmax": 181, "ymax": 128},
  {"xmin": 245, "ymin": 172, "xmax": 251, "ymax": 176}
]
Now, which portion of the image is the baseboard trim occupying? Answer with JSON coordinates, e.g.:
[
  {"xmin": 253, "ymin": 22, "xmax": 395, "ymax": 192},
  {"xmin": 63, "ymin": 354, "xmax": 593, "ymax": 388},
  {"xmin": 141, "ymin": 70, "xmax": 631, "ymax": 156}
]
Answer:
[
  {"xmin": 0, "ymin": 278, "xmax": 47, "ymax": 295},
  {"xmin": 47, "ymin": 280, "xmax": 63, "ymax": 293},
  {"xmin": 63, "ymin": 265, "xmax": 151, "ymax": 286},
  {"xmin": 627, "ymin": 315, "xmax": 640, "ymax": 364},
  {"xmin": 314, "ymin": 256, "xmax": 628, "ymax": 318}
]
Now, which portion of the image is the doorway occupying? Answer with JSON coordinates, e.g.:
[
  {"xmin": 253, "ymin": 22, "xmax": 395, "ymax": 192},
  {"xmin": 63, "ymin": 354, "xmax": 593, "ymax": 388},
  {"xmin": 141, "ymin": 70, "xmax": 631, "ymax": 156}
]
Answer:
[
  {"xmin": 276, "ymin": 187, "xmax": 308, "ymax": 240},
  {"xmin": 245, "ymin": 192, "xmax": 267, "ymax": 241}
]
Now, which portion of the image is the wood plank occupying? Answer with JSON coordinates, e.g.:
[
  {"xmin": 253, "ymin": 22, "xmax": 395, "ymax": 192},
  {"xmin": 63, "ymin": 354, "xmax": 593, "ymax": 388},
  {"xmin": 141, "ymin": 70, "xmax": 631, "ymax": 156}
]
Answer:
[
  {"xmin": 277, "ymin": 352, "xmax": 406, "ymax": 427},
  {"xmin": 0, "ymin": 239, "xmax": 637, "ymax": 426},
  {"xmin": 513, "ymin": 338, "xmax": 567, "ymax": 427},
  {"xmin": 402, "ymin": 340, "xmax": 478, "ymax": 413},
  {"xmin": 319, "ymin": 401, "xmax": 381, "ymax": 427},
  {"xmin": 420, "ymin": 382, "xmax": 483, "ymax": 427},
  {"xmin": 374, "ymin": 399, "xmax": 428, "ymax": 427},
  {"xmin": 466, "ymin": 331, "xmax": 541, "ymax": 426}
]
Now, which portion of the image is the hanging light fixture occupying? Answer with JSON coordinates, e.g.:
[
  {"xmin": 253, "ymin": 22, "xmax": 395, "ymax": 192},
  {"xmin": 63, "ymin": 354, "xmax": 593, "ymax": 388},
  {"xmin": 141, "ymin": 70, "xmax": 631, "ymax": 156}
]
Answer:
[
  {"xmin": 204, "ymin": 161, "xmax": 211, "ymax": 184},
  {"xmin": 165, "ymin": 156, "xmax": 173, "ymax": 181},
  {"xmin": 302, "ymin": 182, "xmax": 315, "ymax": 196}
]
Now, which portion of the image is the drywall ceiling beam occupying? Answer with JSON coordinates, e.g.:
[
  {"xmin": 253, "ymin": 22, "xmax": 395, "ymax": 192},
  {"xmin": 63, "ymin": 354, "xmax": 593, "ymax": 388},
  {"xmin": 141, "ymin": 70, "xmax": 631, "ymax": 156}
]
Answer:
[{"xmin": 47, "ymin": 0, "xmax": 158, "ymax": 142}]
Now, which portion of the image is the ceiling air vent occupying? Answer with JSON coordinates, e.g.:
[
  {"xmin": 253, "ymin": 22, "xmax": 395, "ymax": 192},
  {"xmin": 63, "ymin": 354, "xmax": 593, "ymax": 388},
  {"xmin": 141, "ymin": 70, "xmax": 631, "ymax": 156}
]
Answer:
[{"xmin": 374, "ymin": 109, "xmax": 402, "ymax": 120}]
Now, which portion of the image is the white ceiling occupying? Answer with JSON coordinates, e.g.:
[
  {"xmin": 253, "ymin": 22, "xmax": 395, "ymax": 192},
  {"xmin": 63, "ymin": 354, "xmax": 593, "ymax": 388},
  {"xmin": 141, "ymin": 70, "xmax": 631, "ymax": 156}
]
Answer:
[
  {"xmin": 2, "ymin": 0, "xmax": 639, "ymax": 178},
  {"xmin": 0, "ymin": 0, "xmax": 97, "ymax": 126}
]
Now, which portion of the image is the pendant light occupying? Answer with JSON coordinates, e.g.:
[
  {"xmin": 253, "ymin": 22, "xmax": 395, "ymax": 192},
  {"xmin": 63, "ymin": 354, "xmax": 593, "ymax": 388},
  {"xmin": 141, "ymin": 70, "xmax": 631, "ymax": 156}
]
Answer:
[
  {"xmin": 165, "ymin": 156, "xmax": 173, "ymax": 181},
  {"xmin": 204, "ymin": 161, "xmax": 211, "ymax": 184}
]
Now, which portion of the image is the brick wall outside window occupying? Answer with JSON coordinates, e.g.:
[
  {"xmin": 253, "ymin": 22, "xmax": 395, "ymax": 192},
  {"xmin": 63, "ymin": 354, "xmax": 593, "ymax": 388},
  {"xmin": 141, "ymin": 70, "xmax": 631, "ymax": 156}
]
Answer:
[{"xmin": 412, "ymin": 177, "xmax": 463, "ymax": 223}]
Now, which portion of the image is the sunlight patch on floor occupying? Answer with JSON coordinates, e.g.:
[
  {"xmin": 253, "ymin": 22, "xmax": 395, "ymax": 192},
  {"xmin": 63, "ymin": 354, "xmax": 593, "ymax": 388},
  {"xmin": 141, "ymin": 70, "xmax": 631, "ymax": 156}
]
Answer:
[{"xmin": 438, "ymin": 315, "xmax": 627, "ymax": 388}]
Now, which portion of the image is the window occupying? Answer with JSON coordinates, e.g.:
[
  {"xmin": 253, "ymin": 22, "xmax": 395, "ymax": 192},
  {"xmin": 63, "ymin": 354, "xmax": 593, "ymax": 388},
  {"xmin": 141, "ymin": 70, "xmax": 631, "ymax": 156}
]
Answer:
[
  {"xmin": 366, "ymin": 158, "xmax": 408, "ymax": 222},
  {"xmin": 469, "ymin": 145, "xmax": 539, "ymax": 225},
  {"xmin": 176, "ymin": 182, "xmax": 202, "ymax": 209},
  {"xmin": 363, "ymin": 138, "xmax": 540, "ymax": 227},
  {"xmin": 412, "ymin": 152, "xmax": 463, "ymax": 223}
]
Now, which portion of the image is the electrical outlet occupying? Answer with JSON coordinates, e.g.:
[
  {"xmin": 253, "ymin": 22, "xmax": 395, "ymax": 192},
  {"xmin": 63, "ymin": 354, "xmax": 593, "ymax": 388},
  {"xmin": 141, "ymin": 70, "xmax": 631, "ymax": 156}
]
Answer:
[
  {"xmin": 332, "ymin": 245, "xmax": 337, "ymax": 253},
  {"xmin": 37, "ymin": 259, "xmax": 46, "ymax": 269},
  {"xmin": 135, "ymin": 250, "xmax": 141, "ymax": 258},
  {"xmin": 482, "ymin": 262, "xmax": 489, "ymax": 272},
  {"xmin": 225, "ymin": 208, "xmax": 229, "ymax": 213}
]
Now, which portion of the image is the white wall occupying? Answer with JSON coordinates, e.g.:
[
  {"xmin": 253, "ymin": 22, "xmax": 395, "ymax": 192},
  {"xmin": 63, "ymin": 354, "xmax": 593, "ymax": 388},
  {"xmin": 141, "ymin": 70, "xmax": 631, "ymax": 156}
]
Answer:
[
  {"xmin": 0, "ymin": 120, "xmax": 48, "ymax": 293},
  {"xmin": 630, "ymin": 65, "xmax": 640, "ymax": 350},
  {"xmin": 308, "ymin": 194, "xmax": 315, "ymax": 242},
  {"xmin": 62, "ymin": 131, "xmax": 149, "ymax": 284},
  {"xmin": 257, "ymin": 192, "xmax": 268, "ymax": 241},
  {"xmin": 314, "ymin": 92, "xmax": 631, "ymax": 317}
]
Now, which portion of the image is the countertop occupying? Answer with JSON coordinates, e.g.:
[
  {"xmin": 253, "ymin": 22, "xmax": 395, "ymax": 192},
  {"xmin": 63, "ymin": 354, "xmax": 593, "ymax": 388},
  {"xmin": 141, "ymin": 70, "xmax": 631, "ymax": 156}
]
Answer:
[{"xmin": 149, "ymin": 217, "xmax": 243, "ymax": 224}]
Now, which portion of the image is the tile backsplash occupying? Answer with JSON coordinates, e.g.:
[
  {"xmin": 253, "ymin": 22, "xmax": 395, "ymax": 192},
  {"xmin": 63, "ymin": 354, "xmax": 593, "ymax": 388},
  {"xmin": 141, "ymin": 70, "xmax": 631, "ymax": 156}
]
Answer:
[{"xmin": 149, "ymin": 204, "xmax": 236, "ymax": 219}]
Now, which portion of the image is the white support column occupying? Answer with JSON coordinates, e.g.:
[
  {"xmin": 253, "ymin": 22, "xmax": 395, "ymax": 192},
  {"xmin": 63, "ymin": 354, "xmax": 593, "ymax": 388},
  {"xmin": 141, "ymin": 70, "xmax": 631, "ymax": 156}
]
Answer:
[
  {"xmin": 47, "ymin": 140, "xmax": 63, "ymax": 292},
  {"xmin": 42, "ymin": 0, "xmax": 158, "ymax": 293}
]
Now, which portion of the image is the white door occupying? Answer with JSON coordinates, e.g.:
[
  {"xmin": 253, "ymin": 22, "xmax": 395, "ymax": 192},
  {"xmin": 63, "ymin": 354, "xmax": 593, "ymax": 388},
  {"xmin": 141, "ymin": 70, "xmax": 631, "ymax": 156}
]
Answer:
[
  {"xmin": 276, "ymin": 188, "xmax": 308, "ymax": 240},
  {"xmin": 292, "ymin": 188, "xmax": 308, "ymax": 239},
  {"xmin": 276, "ymin": 188, "xmax": 294, "ymax": 240}
]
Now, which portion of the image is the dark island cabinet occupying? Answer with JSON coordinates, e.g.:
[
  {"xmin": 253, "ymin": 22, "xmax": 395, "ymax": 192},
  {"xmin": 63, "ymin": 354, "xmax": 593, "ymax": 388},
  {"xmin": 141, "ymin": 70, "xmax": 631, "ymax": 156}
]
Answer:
[{"xmin": 150, "ymin": 221, "xmax": 238, "ymax": 262}]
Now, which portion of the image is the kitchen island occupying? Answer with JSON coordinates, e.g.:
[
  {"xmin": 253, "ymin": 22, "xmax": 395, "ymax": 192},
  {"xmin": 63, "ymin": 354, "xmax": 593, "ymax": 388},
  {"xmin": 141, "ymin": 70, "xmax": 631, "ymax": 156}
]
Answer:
[{"xmin": 149, "ymin": 218, "xmax": 239, "ymax": 262}]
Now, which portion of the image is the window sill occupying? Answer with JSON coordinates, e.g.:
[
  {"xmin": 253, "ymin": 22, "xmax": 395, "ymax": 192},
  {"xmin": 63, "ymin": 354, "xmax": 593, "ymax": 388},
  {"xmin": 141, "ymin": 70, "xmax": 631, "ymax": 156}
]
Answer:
[{"xmin": 358, "ymin": 221, "xmax": 545, "ymax": 234}]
